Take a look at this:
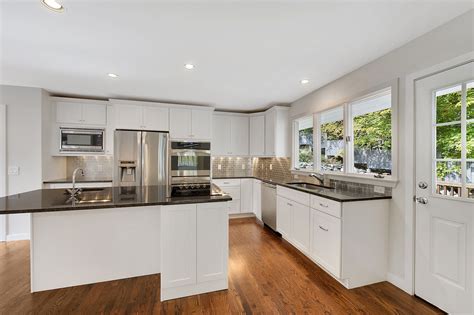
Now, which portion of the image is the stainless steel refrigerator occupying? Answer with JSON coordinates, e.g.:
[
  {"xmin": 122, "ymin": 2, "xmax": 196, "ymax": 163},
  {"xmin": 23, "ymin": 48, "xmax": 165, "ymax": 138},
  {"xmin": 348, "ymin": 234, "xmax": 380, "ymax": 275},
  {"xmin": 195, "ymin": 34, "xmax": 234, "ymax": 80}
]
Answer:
[{"xmin": 114, "ymin": 130, "xmax": 169, "ymax": 187}]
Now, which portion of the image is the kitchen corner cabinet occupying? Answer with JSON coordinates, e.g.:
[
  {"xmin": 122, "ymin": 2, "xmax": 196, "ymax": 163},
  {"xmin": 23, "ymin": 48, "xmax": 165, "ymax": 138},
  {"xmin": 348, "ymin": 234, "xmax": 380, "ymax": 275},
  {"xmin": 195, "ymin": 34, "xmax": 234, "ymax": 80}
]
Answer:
[
  {"xmin": 114, "ymin": 103, "xmax": 169, "ymax": 131},
  {"xmin": 249, "ymin": 114, "xmax": 265, "ymax": 156},
  {"xmin": 264, "ymin": 106, "xmax": 289, "ymax": 157},
  {"xmin": 212, "ymin": 113, "xmax": 249, "ymax": 156},
  {"xmin": 252, "ymin": 179, "xmax": 262, "ymax": 220},
  {"xmin": 55, "ymin": 100, "xmax": 107, "ymax": 126},
  {"xmin": 277, "ymin": 186, "xmax": 389, "ymax": 289},
  {"xmin": 161, "ymin": 203, "xmax": 228, "ymax": 301},
  {"xmin": 169, "ymin": 108, "xmax": 212, "ymax": 140}
]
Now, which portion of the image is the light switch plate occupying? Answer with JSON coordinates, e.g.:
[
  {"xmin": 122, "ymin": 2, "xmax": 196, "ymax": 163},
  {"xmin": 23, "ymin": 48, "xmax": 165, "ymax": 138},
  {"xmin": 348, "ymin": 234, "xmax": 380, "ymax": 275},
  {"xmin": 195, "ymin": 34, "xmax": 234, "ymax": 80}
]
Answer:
[
  {"xmin": 8, "ymin": 166, "xmax": 19, "ymax": 176},
  {"xmin": 269, "ymin": 164, "xmax": 273, "ymax": 170},
  {"xmin": 218, "ymin": 164, "xmax": 222, "ymax": 170},
  {"xmin": 374, "ymin": 186, "xmax": 385, "ymax": 194}
]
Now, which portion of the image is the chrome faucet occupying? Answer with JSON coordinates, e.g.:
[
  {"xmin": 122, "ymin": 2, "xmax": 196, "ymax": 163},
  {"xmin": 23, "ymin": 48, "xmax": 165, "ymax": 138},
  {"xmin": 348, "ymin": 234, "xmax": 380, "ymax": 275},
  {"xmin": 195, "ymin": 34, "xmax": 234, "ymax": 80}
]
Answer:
[
  {"xmin": 309, "ymin": 172, "xmax": 325, "ymax": 185},
  {"xmin": 67, "ymin": 168, "xmax": 85, "ymax": 197}
]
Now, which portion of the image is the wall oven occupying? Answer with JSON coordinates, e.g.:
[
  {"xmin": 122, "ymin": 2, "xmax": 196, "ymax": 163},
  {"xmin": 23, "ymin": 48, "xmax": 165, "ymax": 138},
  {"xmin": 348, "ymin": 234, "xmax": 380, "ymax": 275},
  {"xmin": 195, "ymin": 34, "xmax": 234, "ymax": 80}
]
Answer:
[
  {"xmin": 60, "ymin": 128, "xmax": 105, "ymax": 153},
  {"xmin": 170, "ymin": 141, "xmax": 211, "ymax": 196}
]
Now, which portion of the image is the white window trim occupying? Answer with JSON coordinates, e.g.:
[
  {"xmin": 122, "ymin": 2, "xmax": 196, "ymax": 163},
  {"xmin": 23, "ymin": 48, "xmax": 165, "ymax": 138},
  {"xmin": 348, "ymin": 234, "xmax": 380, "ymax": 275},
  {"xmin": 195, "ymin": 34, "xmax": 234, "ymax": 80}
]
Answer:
[{"xmin": 290, "ymin": 79, "xmax": 399, "ymax": 187}]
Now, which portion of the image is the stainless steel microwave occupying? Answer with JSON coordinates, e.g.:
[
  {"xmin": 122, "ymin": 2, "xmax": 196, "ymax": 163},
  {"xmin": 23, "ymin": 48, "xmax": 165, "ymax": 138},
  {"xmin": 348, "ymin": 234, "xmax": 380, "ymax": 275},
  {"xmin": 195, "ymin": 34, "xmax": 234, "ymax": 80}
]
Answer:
[{"xmin": 60, "ymin": 128, "xmax": 105, "ymax": 153}]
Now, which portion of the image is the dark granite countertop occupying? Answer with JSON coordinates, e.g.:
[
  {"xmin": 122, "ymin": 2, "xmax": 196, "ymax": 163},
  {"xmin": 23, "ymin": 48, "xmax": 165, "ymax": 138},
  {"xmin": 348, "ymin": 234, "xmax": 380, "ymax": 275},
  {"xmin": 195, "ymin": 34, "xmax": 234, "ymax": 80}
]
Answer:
[
  {"xmin": 43, "ymin": 177, "xmax": 113, "ymax": 184},
  {"xmin": 212, "ymin": 176, "xmax": 391, "ymax": 202},
  {"xmin": 0, "ymin": 185, "xmax": 232, "ymax": 215}
]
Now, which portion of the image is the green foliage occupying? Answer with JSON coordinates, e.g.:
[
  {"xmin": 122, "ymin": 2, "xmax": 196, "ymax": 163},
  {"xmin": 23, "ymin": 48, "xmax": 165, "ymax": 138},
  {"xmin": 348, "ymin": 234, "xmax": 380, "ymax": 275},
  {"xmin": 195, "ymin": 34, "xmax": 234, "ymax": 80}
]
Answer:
[
  {"xmin": 436, "ymin": 161, "xmax": 460, "ymax": 181},
  {"xmin": 299, "ymin": 147, "xmax": 313, "ymax": 163},
  {"xmin": 353, "ymin": 109, "xmax": 392, "ymax": 150},
  {"xmin": 436, "ymin": 90, "xmax": 462, "ymax": 123},
  {"xmin": 321, "ymin": 121, "xmax": 343, "ymax": 140}
]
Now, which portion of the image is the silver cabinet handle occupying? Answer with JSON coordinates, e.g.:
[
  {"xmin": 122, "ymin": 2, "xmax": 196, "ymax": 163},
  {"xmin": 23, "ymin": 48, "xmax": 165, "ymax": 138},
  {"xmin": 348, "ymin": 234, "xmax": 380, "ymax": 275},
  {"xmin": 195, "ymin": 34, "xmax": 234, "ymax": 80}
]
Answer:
[
  {"xmin": 223, "ymin": 182, "xmax": 230, "ymax": 184},
  {"xmin": 319, "ymin": 203, "xmax": 328, "ymax": 208},
  {"xmin": 319, "ymin": 226, "xmax": 328, "ymax": 232},
  {"xmin": 415, "ymin": 197, "xmax": 428, "ymax": 204},
  {"xmin": 287, "ymin": 202, "xmax": 293, "ymax": 206}
]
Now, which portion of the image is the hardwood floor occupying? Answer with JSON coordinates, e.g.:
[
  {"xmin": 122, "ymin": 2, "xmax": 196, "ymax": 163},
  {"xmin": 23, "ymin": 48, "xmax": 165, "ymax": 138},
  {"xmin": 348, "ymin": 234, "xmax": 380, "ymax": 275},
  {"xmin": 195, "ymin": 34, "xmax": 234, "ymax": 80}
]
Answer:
[{"xmin": 0, "ymin": 218, "xmax": 442, "ymax": 314}]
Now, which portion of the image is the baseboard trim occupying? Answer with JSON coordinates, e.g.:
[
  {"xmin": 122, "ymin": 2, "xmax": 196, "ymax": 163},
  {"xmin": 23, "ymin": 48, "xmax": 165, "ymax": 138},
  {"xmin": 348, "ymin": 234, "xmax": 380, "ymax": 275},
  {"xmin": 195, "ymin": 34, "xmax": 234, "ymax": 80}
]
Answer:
[
  {"xmin": 6, "ymin": 233, "xmax": 30, "ymax": 241},
  {"xmin": 229, "ymin": 213, "xmax": 255, "ymax": 219},
  {"xmin": 387, "ymin": 272, "xmax": 412, "ymax": 294}
]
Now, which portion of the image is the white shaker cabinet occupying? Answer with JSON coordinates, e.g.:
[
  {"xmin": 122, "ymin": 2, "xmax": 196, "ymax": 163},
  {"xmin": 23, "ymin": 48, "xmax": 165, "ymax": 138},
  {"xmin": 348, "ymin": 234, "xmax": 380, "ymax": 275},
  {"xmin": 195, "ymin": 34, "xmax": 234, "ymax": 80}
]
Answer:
[
  {"xmin": 264, "ymin": 106, "xmax": 289, "ymax": 157},
  {"xmin": 240, "ymin": 178, "xmax": 253, "ymax": 213},
  {"xmin": 143, "ymin": 106, "xmax": 169, "ymax": 131},
  {"xmin": 212, "ymin": 113, "xmax": 249, "ymax": 156},
  {"xmin": 113, "ymin": 101, "xmax": 169, "ymax": 131},
  {"xmin": 249, "ymin": 114, "xmax": 265, "ymax": 156},
  {"xmin": 276, "ymin": 196, "xmax": 292, "ymax": 239},
  {"xmin": 291, "ymin": 201, "xmax": 311, "ymax": 254},
  {"xmin": 170, "ymin": 108, "xmax": 212, "ymax": 140},
  {"xmin": 252, "ymin": 179, "xmax": 262, "ymax": 220},
  {"xmin": 55, "ymin": 99, "xmax": 107, "ymax": 126}
]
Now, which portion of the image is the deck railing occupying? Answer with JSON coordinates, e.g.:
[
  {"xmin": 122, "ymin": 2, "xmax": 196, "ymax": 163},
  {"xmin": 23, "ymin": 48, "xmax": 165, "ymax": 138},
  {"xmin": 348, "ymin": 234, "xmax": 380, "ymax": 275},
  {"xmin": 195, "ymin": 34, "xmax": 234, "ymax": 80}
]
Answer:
[{"xmin": 436, "ymin": 182, "xmax": 474, "ymax": 199}]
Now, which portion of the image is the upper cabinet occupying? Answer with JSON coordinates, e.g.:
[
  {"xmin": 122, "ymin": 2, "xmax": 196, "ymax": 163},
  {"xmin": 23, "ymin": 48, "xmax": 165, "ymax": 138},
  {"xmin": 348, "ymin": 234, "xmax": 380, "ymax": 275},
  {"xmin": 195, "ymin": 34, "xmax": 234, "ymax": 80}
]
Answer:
[
  {"xmin": 56, "ymin": 100, "xmax": 107, "ymax": 126},
  {"xmin": 169, "ymin": 108, "xmax": 213, "ymax": 140},
  {"xmin": 265, "ymin": 106, "xmax": 289, "ymax": 157},
  {"xmin": 249, "ymin": 114, "xmax": 265, "ymax": 156},
  {"xmin": 113, "ymin": 102, "xmax": 169, "ymax": 131},
  {"xmin": 212, "ymin": 113, "xmax": 249, "ymax": 156}
]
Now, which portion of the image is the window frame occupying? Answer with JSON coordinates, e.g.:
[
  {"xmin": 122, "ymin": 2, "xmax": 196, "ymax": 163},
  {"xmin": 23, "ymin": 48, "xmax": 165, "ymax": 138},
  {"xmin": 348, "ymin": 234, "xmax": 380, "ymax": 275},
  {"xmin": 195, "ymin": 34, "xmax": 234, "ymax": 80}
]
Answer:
[
  {"xmin": 292, "ymin": 115, "xmax": 315, "ymax": 171},
  {"xmin": 290, "ymin": 79, "xmax": 399, "ymax": 186}
]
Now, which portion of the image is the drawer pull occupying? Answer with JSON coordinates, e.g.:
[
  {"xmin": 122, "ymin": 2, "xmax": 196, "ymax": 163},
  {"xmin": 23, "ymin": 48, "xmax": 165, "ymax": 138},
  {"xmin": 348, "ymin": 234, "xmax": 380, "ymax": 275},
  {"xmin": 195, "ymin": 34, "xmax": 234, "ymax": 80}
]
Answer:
[
  {"xmin": 224, "ymin": 182, "xmax": 230, "ymax": 184},
  {"xmin": 319, "ymin": 226, "xmax": 328, "ymax": 232},
  {"xmin": 319, "ymin": 203, "xmax": 328, "ymax": 208},
  {"xmin": 287, "ymin": 202, "xmax": 293, "ymax": 206}
]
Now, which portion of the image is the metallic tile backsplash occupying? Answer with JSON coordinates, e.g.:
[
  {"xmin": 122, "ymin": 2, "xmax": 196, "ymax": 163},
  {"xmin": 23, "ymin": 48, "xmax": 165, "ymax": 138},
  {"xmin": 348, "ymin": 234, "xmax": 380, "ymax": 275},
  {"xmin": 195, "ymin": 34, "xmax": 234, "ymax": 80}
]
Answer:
[
  {"xmin": 66, "ymin": 156, "xmax": 113, "ymax": 179},
  {"xmin": 212, "ymin": 156, "xmax": 391, "ymax": 196}
]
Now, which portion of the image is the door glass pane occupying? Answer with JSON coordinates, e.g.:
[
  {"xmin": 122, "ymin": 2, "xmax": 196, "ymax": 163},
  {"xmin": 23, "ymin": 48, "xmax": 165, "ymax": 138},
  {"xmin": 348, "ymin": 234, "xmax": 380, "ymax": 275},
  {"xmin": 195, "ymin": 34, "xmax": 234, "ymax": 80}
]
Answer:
[
  {"xmin": 436, "ymin": 124, "xmax": 461, "ymax": 159},
  {"xmin": 468, "ymin": 123, "xmax": 474, "ymax": 159},
  {"xmin": 436, "ymin": 161, "xmax": 462, "ymax": 197},
  {"xmin": 467, "ymin": 162, "xmax": 474, "ymax": 199},
  {"xmin": 320, "ymin": 107, "xmax": 344, "ymax": 172},
  {"xmin": 296, "ymin": 116, "xmax": 313, "ymax": 170},
  {"xmin": 467, "ymin": 82, "xmax": 474, "ymax": 120},
  {"xmin": 435, "ymin": 85, "xmax": 462, "ymax": 123},
  {"xmin": 352, "ymin": 90, "xmax": 392, "ymax": 175}
]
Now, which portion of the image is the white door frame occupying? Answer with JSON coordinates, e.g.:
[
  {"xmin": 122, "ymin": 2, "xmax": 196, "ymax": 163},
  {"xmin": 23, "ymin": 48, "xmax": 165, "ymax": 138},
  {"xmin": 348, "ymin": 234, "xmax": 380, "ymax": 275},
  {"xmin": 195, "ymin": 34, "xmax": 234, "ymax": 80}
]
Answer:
[
  {"xmin": 0, "ymin": 104, "xmax": 6, "ymax": 242},
  {"xmin": 402, "ymin": 51, "xmax": 474, "ymax": 294}
]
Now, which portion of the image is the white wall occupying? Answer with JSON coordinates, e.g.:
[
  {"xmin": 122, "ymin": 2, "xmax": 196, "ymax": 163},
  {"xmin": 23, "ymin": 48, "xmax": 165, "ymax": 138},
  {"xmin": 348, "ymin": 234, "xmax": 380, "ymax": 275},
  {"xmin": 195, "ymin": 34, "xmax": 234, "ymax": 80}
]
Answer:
[
  {"xmin": 0, "ymin": 104, "xmax": 6, "ymax": 241},
  {"xmin": 289, "ymin": 10, "xmax": 474, "ymax": 292}
]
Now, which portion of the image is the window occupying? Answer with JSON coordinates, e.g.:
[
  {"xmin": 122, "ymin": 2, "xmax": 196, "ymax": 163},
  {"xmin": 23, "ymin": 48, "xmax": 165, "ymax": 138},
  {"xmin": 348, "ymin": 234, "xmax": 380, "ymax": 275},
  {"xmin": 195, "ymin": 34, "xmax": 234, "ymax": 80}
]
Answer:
[
  {"xmin": 319, "ymin": 107, "xmax": 344, "ymax": 172},
  {"xmin": 434, "ymin": 81, "xmax": 474, "ymax": 199},
  {"xmin": 349, "ymin": 88, "xmax": 392, "ymax": 175},
  {"xmin": 294, "ymin": 115, "xmax": 313, "ymax": 170}
]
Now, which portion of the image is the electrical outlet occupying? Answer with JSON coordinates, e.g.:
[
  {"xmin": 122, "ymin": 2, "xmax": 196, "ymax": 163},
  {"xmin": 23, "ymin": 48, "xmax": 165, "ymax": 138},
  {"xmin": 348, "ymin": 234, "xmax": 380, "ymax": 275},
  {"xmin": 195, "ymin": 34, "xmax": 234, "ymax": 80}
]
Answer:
[
  {"xmin": 8, "ymin": 166, "xmax": 19, "ymax": 176},
  {"xmin": 269, "ymin": 164, "xmax": 273, "ymax": 170},
  {"xmin": 241, "ymin": 164, "xmax": 245, "ymax": 170},
  {"xmin": 294, "ymin": 174, "xmax": 299, "ymax": 179},
  {"xmin": 218, "ymin": 164, "xmax": 222, "ymax": 170},
  {"xmin": 374, "ymin": 186, "xmax": 385, "ymax": 194}
]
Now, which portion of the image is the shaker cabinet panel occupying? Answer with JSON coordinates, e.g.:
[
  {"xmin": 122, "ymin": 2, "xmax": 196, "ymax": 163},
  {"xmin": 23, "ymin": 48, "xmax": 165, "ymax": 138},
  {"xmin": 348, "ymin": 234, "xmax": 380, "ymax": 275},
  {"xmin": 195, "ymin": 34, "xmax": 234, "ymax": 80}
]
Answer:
[
  {"xmin": 212, "ymin": 115, "xmax": 231, "ymax": 155},
  {"xmin": 143, "ymin": 106, "xmax": 169, "ymax": 131},
  {"xmin": 82, "ymin": 103, "xmax": 107, "ymax": 125},
  {"xmin": 250, "ymin": 115, "xmax": 265, "ymax": 156},
  {"xmin": 169, "ymin": 108, "xmax": 192, "ymax": 139},
  {"xmin": 56, "ymin": 102, "xmax": 85, "ymax": 124},
  {"xmin": 115, "ymin": 104, "xmax": 143, "ymax": 129},
  {"xmin": 311, "ymin": 209, "xmax": 341, "ymax": 278},
  {"xmin": 191, "ymin": 110, "xmax": 212, "ymax": 140}
]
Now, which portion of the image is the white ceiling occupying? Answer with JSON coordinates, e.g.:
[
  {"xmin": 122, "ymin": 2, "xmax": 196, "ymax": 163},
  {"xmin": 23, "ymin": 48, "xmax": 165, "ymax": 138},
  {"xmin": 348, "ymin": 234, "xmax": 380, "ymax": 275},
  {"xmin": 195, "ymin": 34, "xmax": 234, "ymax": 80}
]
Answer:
[{"xmin": 0, "ymin": 1, "xmax": 472, "ymax": 111}]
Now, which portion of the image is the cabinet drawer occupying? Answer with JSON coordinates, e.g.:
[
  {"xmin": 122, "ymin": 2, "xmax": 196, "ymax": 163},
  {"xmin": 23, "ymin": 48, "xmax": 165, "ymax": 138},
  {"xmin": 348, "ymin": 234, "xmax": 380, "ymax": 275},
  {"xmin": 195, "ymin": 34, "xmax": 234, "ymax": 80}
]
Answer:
[
  {"xmin": 277, "ymin": 186, "xmax": 310, "ymax": 206},
  {"xmin": 310, "ymin": 195, "xmax": 341, "ymax": 218},
  {"xmin": 213, "ymin": 179, "xmax": 241, "ymax": 187},
  {"xmin": 311, "ymin": 209, "xmax": 341, "ymax": 278},
  {"xmin": 228, "ymin": 200, "xmax": 241, "ymax": 214}
]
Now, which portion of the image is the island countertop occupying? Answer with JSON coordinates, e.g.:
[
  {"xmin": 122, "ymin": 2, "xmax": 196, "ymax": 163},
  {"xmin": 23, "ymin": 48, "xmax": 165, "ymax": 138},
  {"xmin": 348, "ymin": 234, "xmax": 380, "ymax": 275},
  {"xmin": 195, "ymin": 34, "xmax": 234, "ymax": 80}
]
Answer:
[{"xmin": 0, "ymin": 185, "xmax": 232, "ymax": 215}]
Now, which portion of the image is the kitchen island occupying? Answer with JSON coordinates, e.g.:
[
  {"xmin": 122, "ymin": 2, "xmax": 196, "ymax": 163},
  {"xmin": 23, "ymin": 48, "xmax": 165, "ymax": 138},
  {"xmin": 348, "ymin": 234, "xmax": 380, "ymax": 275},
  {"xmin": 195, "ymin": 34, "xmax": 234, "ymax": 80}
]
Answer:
[{"xmin": 0, "ymin": 186, "xmax": 232, "ymax": 301}]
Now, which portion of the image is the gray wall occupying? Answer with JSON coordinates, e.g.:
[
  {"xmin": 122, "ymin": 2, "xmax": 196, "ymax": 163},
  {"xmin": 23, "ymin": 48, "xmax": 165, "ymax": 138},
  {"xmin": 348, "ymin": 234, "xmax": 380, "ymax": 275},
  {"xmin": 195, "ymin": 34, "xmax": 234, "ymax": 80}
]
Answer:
[{"xmin": 289, "ymin": 10, "xmax": 474, "ymax": 288}]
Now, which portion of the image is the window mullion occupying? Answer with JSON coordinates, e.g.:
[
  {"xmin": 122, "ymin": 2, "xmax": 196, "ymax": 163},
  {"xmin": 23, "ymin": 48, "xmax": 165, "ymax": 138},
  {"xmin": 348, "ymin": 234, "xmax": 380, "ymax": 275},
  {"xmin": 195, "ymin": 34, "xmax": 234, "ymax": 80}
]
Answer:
[
  {"xmin": 344, "ymin": 103, "xmax": 352, "ymax": 174},
  {"xmin": 461, "ymin": 82, "xmax": 467, "ymax": 197},
  {"xmin": 314, "ymin": 113, "xmax": 321, "ymax": 172}
]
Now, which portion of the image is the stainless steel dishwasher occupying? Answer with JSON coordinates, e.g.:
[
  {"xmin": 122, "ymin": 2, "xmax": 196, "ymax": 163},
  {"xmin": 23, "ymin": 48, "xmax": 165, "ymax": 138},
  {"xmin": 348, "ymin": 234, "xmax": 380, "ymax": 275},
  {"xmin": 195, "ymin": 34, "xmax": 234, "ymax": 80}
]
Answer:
[{"xmin": 261, "ymin": 182, "xmax": 277, "ymax": 231}]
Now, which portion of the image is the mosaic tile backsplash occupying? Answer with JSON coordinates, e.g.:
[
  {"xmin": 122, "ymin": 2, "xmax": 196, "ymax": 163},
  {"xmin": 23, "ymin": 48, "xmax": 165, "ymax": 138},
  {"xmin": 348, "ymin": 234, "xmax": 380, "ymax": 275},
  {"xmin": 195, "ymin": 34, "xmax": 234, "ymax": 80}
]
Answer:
[
  {"xmin": 66, "ymin": 156, "xmax": 113, "ymax": 179},
  {"xmin": 212, "ymin": 157, "xmax": 392, "ymax": 196}
]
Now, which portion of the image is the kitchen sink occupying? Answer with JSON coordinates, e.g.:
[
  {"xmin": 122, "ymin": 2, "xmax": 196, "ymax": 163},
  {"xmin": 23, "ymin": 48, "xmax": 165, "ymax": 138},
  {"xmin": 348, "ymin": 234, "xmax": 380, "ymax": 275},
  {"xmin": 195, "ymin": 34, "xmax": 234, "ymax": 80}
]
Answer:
[{"xmin": 286, "ymin": 182, "xmax": 333, "ymax": 190}]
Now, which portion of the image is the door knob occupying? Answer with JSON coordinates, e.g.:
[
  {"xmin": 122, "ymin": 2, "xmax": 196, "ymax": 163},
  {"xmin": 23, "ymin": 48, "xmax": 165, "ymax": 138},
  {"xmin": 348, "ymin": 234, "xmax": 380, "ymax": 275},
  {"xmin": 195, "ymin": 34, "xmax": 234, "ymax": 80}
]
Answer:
[
  {"xmin": 418, "ymin": 181, "xmax": 428, "ymax": 189},
  {"xmin": 415, "ymin": 197, "xmax": 428, "ymax": 204}
]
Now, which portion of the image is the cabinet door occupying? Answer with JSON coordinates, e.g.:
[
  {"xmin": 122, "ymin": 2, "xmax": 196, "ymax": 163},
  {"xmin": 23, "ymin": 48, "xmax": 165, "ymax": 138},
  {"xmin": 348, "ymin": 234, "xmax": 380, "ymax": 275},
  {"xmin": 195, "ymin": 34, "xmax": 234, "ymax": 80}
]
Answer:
[
  {"xmin": 56, "ymin": 102, "xmax": 83, "ymax": 124},
  {"xmin": 230, "ymin": 116, "xmax": 249, "ymax": 156},
  {"xmin": 240, "ymin": 179, "xmax": 253, "ymax": 213},
  {"xmin": 292, "ymin": 202, "xmax": 310, "ymax": 254},
  {"xmin": 82, "ymin": 103, "xmax": 107, "ymax": 125},
  {"xmin": 311, "ymin": 209, "xmax": 341, "ymax": 277},
  {"xmin": 277, "ymin": 196, "xmax": 292, "ymax": 238},
  {"xmin": 143, "ymin": 106, "xmax": 169, "ymax": 131},
  {"xmin": 250, "ymin": 115, "xmax": 265, "ymax": 156},
  {"xmin": 265, "ymin": 110, "xmax": 275, "ymax": 156},
  {"xmin": 197, "ymin": 203, "xmax": 228, "ymax": 283},
  {"xmin": 212, "ymin": 115, "xmax": 231, "ymax": 155},
  {"xmin": 191, "ymin": 110, "xmax": 212, "ymax": 140},
  {"xmin": 161, "ymin": 204, "xmax": 197, "ymax": 288},
  {"xmin": 115, "ymin": 104, "xmax": 143, "ymax": 129},
  {"xmin": 169, "ymin": 108, "xmax": 192, "ymax": 139},
  {"xmin": 252, "ymin": 180, "xmax": 262, "ymax": 220}
]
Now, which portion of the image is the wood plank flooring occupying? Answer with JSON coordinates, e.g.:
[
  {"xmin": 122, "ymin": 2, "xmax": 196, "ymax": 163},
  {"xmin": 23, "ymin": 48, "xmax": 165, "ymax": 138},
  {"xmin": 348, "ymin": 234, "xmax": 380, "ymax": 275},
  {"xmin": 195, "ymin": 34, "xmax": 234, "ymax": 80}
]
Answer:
[{"xmin": 0, "ymin": 218, "xmax": 443, "ymax": 314}]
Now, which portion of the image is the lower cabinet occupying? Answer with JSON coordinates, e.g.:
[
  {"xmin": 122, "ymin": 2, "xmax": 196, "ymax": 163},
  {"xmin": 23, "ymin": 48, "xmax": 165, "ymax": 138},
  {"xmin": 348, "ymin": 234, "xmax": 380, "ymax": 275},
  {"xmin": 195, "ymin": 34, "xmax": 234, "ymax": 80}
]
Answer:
[
  {"xmin": 276, "ymin": 196, "xmax": 292, "ymax": 239},
  {"xmin": 212, "ymin": 178, "xmax": 255, "ymax": 215},
  {"xmin": 252, "ymin": 179, "xmax": 262, "ymax": 220},
  {"xmin": 161, "ymin": 202, "xmax": 229, "ymax": 300},
  {"xmin": 276, "ymin": 195, "xmax": 310, "ymax": 254},
  {"xmin": 310, "ymin": 209, "xmax": 341, "ymax": 278}
]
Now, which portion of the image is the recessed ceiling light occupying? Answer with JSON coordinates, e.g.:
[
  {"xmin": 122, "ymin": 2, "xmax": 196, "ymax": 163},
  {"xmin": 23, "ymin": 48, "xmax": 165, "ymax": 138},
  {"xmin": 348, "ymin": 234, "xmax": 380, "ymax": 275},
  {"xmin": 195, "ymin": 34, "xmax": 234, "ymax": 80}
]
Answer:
[
  {"xmin": 184, "ymin": 64, "xmax": 195, "ymax": 70},
  {"xmin": 41, "ymin": 0, "xmax": 64, "ymax": 12},
  {"xmin": 107, "ymin": 73, "xmax": 119, "ymax": 78},
  {"xmin": 300, "ymin": 79, "xmax": 309, "ymax": 85}
]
